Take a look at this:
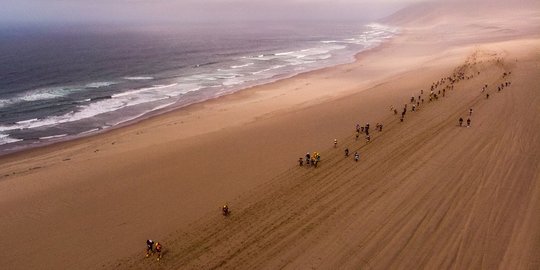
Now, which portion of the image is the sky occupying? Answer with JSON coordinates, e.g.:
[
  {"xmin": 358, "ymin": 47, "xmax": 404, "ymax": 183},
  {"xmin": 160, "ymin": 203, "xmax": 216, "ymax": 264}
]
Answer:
[{"xmin": 1, "ymin": 0, "xmax": 425, "ymax": 25}]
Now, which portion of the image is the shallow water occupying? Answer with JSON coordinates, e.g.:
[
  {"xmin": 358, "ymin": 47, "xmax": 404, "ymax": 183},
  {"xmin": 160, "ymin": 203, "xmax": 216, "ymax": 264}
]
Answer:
[{"xmin": 0, "ymin": 22, "xmax": 397, "ymax": 153}]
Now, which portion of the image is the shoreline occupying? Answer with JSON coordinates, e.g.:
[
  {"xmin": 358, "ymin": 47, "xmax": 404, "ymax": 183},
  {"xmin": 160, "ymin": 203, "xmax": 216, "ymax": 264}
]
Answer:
[
  {"xmin": 0, "ymin": 23, "xmax": 397, "ymax": 157},
  {"xmin": 0, "ymin": 35, "xmax": 395, "ymax": 159},
  {"xmin": 0, "ymin": 35, "xmax": 398, "ymax": 161}
]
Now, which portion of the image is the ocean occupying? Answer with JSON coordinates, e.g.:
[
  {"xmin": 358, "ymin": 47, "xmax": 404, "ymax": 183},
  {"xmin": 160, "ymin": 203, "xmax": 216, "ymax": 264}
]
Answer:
[{"xmin": 0, "ymin": 21, "xmax": 397, "ymax": 154}]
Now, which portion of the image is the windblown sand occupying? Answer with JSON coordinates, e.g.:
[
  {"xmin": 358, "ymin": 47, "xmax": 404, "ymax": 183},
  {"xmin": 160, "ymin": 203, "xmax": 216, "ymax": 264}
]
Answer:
[{"xmin": 0, "ymin": 1, "xmax": 539, "ymax": 269}]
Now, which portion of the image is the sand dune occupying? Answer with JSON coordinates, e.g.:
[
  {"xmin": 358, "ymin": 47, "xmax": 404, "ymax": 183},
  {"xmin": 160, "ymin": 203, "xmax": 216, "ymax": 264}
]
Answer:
[
  {"xmin": 0, "ymin": 2, "xmax": 539, "ymax": 270},
  {"xmin": 112, "ymin": 40, "xmax": 540, "ymax": 270}
]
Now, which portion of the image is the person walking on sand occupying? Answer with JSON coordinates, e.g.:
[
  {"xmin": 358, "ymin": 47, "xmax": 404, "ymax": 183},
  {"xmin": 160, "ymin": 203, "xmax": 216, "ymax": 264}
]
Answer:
[
  {"xmin": 222, "ymin": 204, "xmax": 230, "ymax": 216},
  {"xmin": 334, "ymin": 139, "xmax": 338, "ymax": 148},
  {"xmin": 354, "ymin": 152, "xmax": 360, "ymax": 162},
  {"xmin": 155, "ymin": 242, "xmax": 162, "ymax": 261},
  {"xmin": 467, "ymin": 118, "xmax": 471, "ymax": 127},
  {"xmin": 345, "ymin": 148, "xmax": 349, "ymax": 157},
  {"xmin": 146, "ymin": 239, "xmax": 154, "ymax": 257},
  {"xmin": 306, "ymin": 152, "xmax": 311, "ymax": 165},
  {"xmin": 366, "ymin": 134, "xmax": 371, "ymax": 143},
  {"xmin": 469, "ymin": 108, "xmax": 473, "ymax": 116},
  {"xmin": 298, "ymin": 157, "xmax": 303, "ymax": 166},
  {"xmin": 459, "ymin": 117, "xmax": 463, "ymax": 127},
  {"xmin": 356, "ymin": 131, "xmax": 360, "ymax": 140}
]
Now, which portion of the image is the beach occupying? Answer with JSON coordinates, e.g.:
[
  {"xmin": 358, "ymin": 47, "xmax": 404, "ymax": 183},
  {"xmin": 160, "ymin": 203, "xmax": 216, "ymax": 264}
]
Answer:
[{"xmin": 1, "ymin": 1, "xmax": 539, "ymax": 269}]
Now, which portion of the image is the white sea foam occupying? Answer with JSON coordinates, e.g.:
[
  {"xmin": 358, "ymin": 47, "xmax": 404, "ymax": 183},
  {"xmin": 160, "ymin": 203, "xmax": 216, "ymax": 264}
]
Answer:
[
  {"xmin": 23, "ymin": 87, "xmax": 82, "ymax": 102},
  {"xmin": 112, "ymin": 83, "xmax": 178, "ymax": 98},
  {"xmin": 231, "ymin": 63, "xmax": 254, "ymax": 69},
  {"xmin": 0, "ymin": 83, "xmax": 206, "ymax": 132},
  {"xmin": 16, "ymin": 118, "xmax": 39, "ymax": 125},
  {"xmin": 123, "ymin": 76, "xmax": 154, "ymax": 80},
  {"xmin": 39, "ymin": 134, "xmax": 68, "ymax": 140},
  {"xmin": 275, "ymin": 51, "xmax": 295, "ymax": 56},
  {"xmin": 79, "ymin": 128, "xmax": 100, "ymax": 135},
  {"xmin": 0, "ymin": 86, "xmax": 83, "ymax": 108},
  {"xmin": 0, "ymin": 133, "xmax": 22, "ymax": 145},
  {"xmin": 252, "ymin": 65, "xmax": 286, "ymax": 75},
  {"xmin": 222, "ymin": 77, "xmax": 246, "ymax": 86},
  {"xmin": 85, "ymin": 81, "xmax": 117, "ymax": 88}
]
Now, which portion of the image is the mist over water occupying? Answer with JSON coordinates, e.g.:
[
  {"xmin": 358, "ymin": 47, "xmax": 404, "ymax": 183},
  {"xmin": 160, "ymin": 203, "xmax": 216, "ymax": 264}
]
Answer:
[{"xmin": 0, "ymin": 21, "xmax": 397, "ymax": 153}]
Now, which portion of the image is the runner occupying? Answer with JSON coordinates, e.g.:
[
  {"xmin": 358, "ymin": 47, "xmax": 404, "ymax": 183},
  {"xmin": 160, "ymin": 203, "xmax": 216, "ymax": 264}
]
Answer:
[
  {"xmin": 467, "ymin": 118, "xmax": 471, "ymax": 127},
  {"xmin": 334, "ymin": 139, "xmax": 338, "ymax": 148},
  {"xmin": 344, "ymin": 148, "xmax": 349, "ymax": 157},
  {"xmin": 459, "ymin": 117, "xmax": 463, "ymax": 126},
  {"xmin": 155, "ymin": 242, "xmax": 162, "ymax": 261},
  {"xmin": 354, "ymin": 152, "xmax": 360, "ymax": 162},
  {"xmin": 298, "ymin": 157, "xmax": 303, "ymax": 166},
  {"xmin": 146, "ymin": 239, "xmax": 154, "ymax": 257}
]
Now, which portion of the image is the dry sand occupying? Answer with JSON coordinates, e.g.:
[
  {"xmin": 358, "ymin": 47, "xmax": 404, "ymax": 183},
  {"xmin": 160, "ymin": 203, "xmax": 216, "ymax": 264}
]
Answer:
[{"xmin": 1, "ymin": 1, "xmax": 539, "ymax": 269}]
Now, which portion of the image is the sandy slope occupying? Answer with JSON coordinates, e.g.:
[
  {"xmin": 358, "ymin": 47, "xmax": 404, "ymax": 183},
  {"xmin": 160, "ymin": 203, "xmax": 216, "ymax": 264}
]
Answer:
[
  {"xmin": 0, "ymin": 2, "xmax": 539, "ymax": 270},
  {"xmin": 112, "ymin": 39, "xmax": 540, "ymax": 270}
]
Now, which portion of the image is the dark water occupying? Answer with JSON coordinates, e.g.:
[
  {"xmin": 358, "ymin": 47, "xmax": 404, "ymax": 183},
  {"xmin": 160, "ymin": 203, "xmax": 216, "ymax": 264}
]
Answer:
[{"xmin": 0, "ymin": 22, "xmax": 397, "ymax": 153}]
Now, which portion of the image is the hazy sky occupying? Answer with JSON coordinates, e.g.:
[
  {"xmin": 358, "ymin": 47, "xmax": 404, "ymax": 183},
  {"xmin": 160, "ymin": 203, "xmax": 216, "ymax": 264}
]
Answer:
[{"xmin": 1, "ymin": 0, "xmax": 425, "ymax": 25}]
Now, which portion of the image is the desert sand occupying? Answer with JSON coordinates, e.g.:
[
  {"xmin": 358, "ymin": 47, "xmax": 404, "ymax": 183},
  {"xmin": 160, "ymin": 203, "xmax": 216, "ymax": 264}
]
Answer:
[{"xmin": 0, "ymin": 1, "xmax": 539, "ymax": 269}]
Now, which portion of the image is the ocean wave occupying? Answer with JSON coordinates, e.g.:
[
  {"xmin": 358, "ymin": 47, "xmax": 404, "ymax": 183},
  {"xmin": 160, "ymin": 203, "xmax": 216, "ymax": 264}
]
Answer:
[
  {"xmin": 222, "ymin": 78, "xmax": 246, "ymax": 87},
  {"xmin": 252, "ymin": 65, "xmax": 286, "ymax": 75},
  {"xmin": 85, "ymin": 81, "xmax": 117, "ymax": 88},
  {"xmin": 21, "ymin": 86, "xmax": 82, "ymax": 102},
  {"xmin": 39, "ymin": 134, "xmax": 68, "ymax": 140},
  {"xmin": 0, "ymin": 86, "xmax": 84, "ymax": 108},
  {"xmin": 109, "ymin": 101, "xmax": 177, "ymax": 126},
  {"xmin": 0, "ymin": 133, "xmax": 22, "ymax": 146},
  {"xmin": 230, "ymin": 63, "xmax": 254, "ymax": 69},
  {"xmin": 275, "ymin": 51, "xmax": 295, "ymax": 56},
  {"xmin": 123, "ymin": 76, "xmax": 154, "ymax": 80},
  {"xmin": 0, "ymin": 82, "xmax": 207, "ymax": 132},
  {"xmin": 79, "ymin": 128, "xmax": 100, "ymax": 135},
  {"xmin": 16, "ymin": 118, "xmax": 39, "ymax": 125},
  {"xmin": 112, "ymin": 83, "xmax": 178, "ymax": 98}
]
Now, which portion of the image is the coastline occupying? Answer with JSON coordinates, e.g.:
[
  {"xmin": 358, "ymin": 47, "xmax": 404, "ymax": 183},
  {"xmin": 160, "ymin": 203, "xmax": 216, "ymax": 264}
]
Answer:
[
  {"xmin": 1, "ymin": 2, "xmax": 539, "ymax": 269},
  {"xmin": 0, "ymin": 33, "xmax": 397, "ymax": 161},
  {"xmin": 0, "ymin": 23, "xmax": 397, "ymax": 156}
]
